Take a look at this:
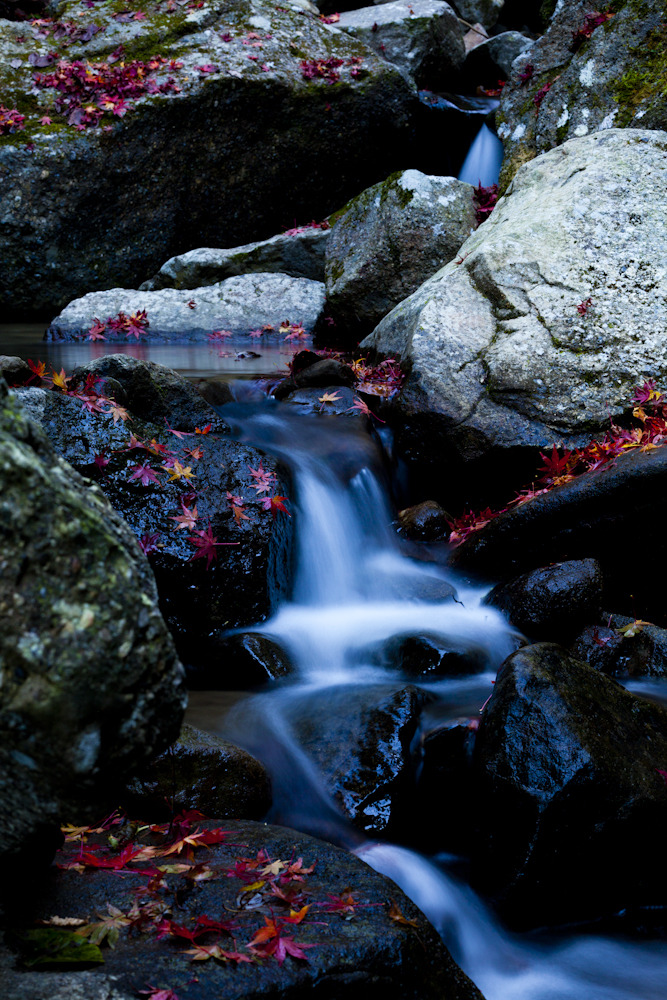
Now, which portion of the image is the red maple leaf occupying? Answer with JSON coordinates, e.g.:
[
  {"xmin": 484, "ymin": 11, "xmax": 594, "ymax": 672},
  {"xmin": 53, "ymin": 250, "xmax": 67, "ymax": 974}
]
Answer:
[
  {"xmin": 260, "ymin": 495, "xmax": 290, "ymax": 517},
  {"xmin": 188, "ymin": 525, "xmax": 239, "ymax": 568},
  {"xmin": 247, "ymin": 918, "xmax": 315, "ymax": 965},
  {"xmin": 129, "ymin": 463, "xmax": 161, "ymax": 487}
]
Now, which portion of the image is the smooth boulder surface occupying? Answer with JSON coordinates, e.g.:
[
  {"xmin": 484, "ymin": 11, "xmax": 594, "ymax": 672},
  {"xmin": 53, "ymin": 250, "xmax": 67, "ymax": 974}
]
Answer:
[
  {"xmin": 0, "ymin": 819, "xmax": 484, "ymax": 1000},
  {"xmin": 12, "ymin": 372, "xmax": 293, "ymax": 667},
  {"xmin": 123, "ymin": 723, "xmax": 271, "ymax": 820},
  {"xmin": 0, "ymin": 0, "xmax": 415, "ymax": 317},
  {"xmin": 363, "ymin": 130, "xmax": 667, "ymax": 484},
  {"xmin": 141, "ymin": 227, "xmax": 331, "ymax": 290},
  {"xmin": 335, "ymin": 0, "xmax": 465, "ymax": 88},
  {"xmin": 472, "ymin": 642, "xmax": 667, "ymax": 926},
  {"xmin": 327, "ymin": 169, "xmax": 476, "ymax": 340},
  {"xmin": 47, "ymin": 275, "xmax": 326, "ymax": 341},
  {"xmin": 571, "ymin": 615, "xmax": 667, "ymax": 679},
  {"xmin": 497, "ymin": 0, "xmax": 667, "ymax": 186},
  {"xmin": 0, "ymin": 377, "xmax": 186, "ymax": 866},
  {"xmin": 485, "ymin": 558, "xmax": 603, "ymax": 641}
]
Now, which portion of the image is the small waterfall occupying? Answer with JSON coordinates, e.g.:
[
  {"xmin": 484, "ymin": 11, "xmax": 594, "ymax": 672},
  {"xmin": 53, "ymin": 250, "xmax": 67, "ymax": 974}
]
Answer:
[
  {"xmin": 203, "ymin": 400, "xmax": 667, "ymax": 1000},
  {"xmin": 458, "ymin": 123, "xmax": 504, "ymax": 187}
]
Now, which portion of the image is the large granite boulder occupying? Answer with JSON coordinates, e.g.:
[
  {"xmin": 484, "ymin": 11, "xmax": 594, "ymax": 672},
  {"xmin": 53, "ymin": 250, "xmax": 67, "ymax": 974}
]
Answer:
[
  {"xmin": 0, "ymin": 819, "xmax": 483, "ymax": 1000},
  {"xmin": 0, "ymin": 0, "xmax": 415, "ymax": 318},
  {"xmin": 47, "ymin": 274, "xmax": 326, "ymax": 341},
  {"xmin": 335, "ymin": 0, "xmax": 465, "ymax": 89},
  {"xmin": 326, "ymin": 169, "xmax": 476, "ymax": 341},
  {"xmin": 497, "ymin": 0, "xmax": 667, "ymax": 186},
  {"xmin": 471, "ymin": 643, "xmax": 667, "ymax": 927},
  {"xmin": 0, "ymin": 377, "xmax": 186, "ymax": 868},
  {"xmin": 141, "ymin": 226, "xmax": 331, "ymax": 290},
  {"xmin": 362, "ymin": 130, "xmax": 667, "ymax": 490}
]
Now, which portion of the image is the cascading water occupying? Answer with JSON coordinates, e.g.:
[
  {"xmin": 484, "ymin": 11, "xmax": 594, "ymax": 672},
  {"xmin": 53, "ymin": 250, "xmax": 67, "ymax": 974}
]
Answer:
[
  {"xmin": 458, "ymin": 123, "xmax": 504, "ymax": 187},
  {"xmin": 191, "ymin": 398, "xmax": 667, "ymax": 1000}
]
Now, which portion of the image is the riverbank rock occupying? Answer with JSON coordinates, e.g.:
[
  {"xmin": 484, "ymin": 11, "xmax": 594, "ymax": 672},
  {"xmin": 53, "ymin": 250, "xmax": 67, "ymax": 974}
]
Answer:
[
  {"xmin": 485, "ymin": 558, "xmax": 603, "ymax": 641},
  {"xmin": 463, "ymin": 29, "xmax": 533, "ymax": 84},
  {"xmin": 0, "ymin": 819, "xmax": 483, "ymax": 1000},
  {"xmin": 471, "ymin": 642, "xmax": 667, "ymax": 927},
  {"xmin": 10, "ymin": 365, "xmax": 293, "ymax": 668},
  {"xmin": 335, "ymin": 0, "xmax": 465, "ymax": 88},
  {"xmin": 449, "ymin": 445, "xmax": 667, "ymax": 620},
  {"xmin": 123, "ymin": 723, "xmax": 271, "ymax": 820},
  {"xmin": 362, "ymin": 130, "xmax": 667, "ymax": 495},
  {"xmin": 0, "ymin": 377, "xmax": 186, "ymax": 872},
  {"xmin": 191, "ymin": 631, "xmax": 294, "ymax": 688},
  {"xmin": 47, "ymin": 275, "xmax": 326, "ymax": 341},
  {"xmin": 497, "ymin": 0, "xmax": 667, "ymax": 186},
  {"xmin": 141, "ymin": 227, "xmax": 331, "ymax": 290},
  {"xmin": 571, "ymin": 615, "xmax": 667, "ymax": 679},
  {"xmin": 326, "ymin": 169, "xmax": 476, "ymax": 341},
  {"xmin": 0, "ymin": 0, "xmax": 415, "ymax": 319}
]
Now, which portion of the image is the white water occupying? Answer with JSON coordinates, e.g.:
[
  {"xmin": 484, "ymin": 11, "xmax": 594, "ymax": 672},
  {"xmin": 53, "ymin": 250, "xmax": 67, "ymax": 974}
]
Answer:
[
  {"xmin": 458, "ymin": 123, "xmax": 504, "ymax": 187},
  {"xmin": 210, "ymin": 402, "xmax": 667, "ymax": 999}
]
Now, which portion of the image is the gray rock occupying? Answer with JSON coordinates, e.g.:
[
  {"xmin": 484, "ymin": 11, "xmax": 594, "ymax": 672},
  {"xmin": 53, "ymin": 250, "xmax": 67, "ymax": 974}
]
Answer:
[
  {"xmin": 0, "ymin": 0, "xmax": 415, "ymax": 318},
  {"xmin": 472, "ymin": 642, "xmax": 667, "ymax": 926},
  {"xmin": 496, "ymin": 0, "xmax": 667, "ymax": 187},
  {"xmin": 123, "ymin": 723, "xmax": 271, "ymax": 820},
  {"xmin": 485, "ymin": 558, "xmax": 603, "ymax": 640},
  {"xmin": 464, "ymin": 29, "xmax": 533, "ymax": 79},
  {"xmin": 327, "ymin": 169, "xmax": 476, "ymax": 340},
  {"xmin": 335, "ymin": 0, "xmax": 465, "ymax": 88},
  {"xmin": 141, "ymin": 227, "xmax": 331, "ymax": 290},
  {"xmin": 0, "ymin": 378, "xmax": 186, "ymax": 867},
  {"xmin": 0, "ymin": 355, "xmax": 31, "ymax": 386},
  {"xmin": 47, "ymin": 274, "xmax": 326, "ymax": 341},
  {"xmin": 448, "ymin": 0, "xmax": 504, "ymax": 30},
  {"xmin": 363, "ymin": 130, "xmax": 667, "ymax": 473}
]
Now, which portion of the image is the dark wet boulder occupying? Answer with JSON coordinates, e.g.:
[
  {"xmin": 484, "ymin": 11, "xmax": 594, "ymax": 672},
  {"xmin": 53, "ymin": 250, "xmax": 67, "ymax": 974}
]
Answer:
[
  {"xmin": 273, "ymin": 357, "xmax": 357, "ymax": 400},
  {"xmin": 471, "ymin": 642, "xmax": 667, "ymax": 927},
  {"xmin": 388, "ymin": 634, "xmax": 490, "ymax": 677},
  {"xmin": 191, "ymin": 631, "xmax": 294, "ymax": 689},
  {"xmin": 123, "ymin": 723, "xmax": 271, "ymax": 821},
  {"xmin": 141, "ymin": 226, "xmax": 331, "ymax": 290},
  {"xmin": 10, "ymin": 380, "xmax": 293, "ymax": 668},
  {"xmin": 411, "ymin": 718, "xmax": 479, "ymax": 853},
  {"xmin": 0, "ymin": 819, "xmax": 483, "ymax": 1000},
  {"xmin": 0, "ymin": 0, "xmax": 415, "ymax": 318},
  {"xmin": 0, "ymin": 378, "xmax": 186, "ymax": 871},
  {"xmin": 449, "ymin": 445, "xmax": 667, "ymax": 621},
  {"xmin": 463, "ymin": 30, "xmax": 533, "ymax": 83},
  {"xmin": 280, "ymin": 384, "xmax": 358, "ymax": 415},
  {"xmin": 293, "ymin": 684, "xmax": 433, "ymax": 835},
  {"xmin": 571, "ymin": 615, "xmax": 667, "ymax": 679},
  {"xmin": 397, "ymin": 499, "xmax": 450, "ymax": 541},
  {"xmin": 484, "ymin": 558, "xmax": 603, "ymax": 641},
  {"xmin": 0, "ymin": 355, "xmax": 31, "ymax": 386}
]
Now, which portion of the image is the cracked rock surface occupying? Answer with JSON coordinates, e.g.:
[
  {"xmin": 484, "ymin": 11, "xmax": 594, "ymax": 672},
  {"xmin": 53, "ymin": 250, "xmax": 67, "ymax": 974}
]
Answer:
[{"xmin": 361, "ymin": 129, "xmax": 667, "ymax": 472}]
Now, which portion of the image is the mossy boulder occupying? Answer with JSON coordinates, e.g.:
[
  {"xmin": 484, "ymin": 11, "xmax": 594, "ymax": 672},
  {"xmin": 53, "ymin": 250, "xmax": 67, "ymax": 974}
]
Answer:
[
  {"xmin": 496, "ymin": 0, "xmax": 667, "ymax": 187},
  {"xmin": 0, "ymin": 376, "xmax": 186, "ymax": 868},
  {"xmin": 0, "ymin": 0, "xmax": 415, "ymax": 318},
  {"xmin": 326, "ymin": 169, "xmax": 476, "ymax": 342}
]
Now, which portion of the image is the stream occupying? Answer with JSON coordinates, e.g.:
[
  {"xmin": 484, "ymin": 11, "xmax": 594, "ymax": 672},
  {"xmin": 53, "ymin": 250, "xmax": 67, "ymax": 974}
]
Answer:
[{"xmin": 185, "ymin": 398, "xmax": 667, "ymax": 1000}]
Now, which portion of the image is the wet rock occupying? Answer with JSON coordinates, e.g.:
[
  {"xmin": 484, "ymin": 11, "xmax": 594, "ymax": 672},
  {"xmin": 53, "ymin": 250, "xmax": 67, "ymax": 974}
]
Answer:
[
  {"xmin": 397, "ymin": 499, "xmax": 450, "ymax": 540},
  {"xmin": 497, "ymin": 0, "xmax": 667, "ymax": 187},
  {"xmin": 69, "ymin": 354, "xmax": 225, "ymax": 432},
  {"xmin": 0, "ymin": 819, "xmax": 483, "ymax": 1000},
  {"xmin": 472, "ymin": 642, "xmax": 667, "ymax": 927},
  {"xmin": 411, "ymin": 717, "xmax": 479, "ymax": 852},
  {"xmin": 449, "ymin": 446, "xmax": 667, "ymax": 619},
  {"xmin": 0, "ymin": 0, "xmax": 415, "ymax": 318},
  {"xmin": 123, "ymin": 724, "xmax": 271, "ymax": 821},
  {"xmin": 281, "ymin": 384, "xmax": 358, "ymax": 415},
  {"xmin": 47, "ymin": 275, "xmax": 326, "ymax": 341},
  {"xmin": 293, "ymin": 685, "xmax": 433, "ymax": 834},
  {"xmin": 273, "ymin": 358, "xmax": 357, "ymax": 399},
  {"xmin": 195, "ymin": 378, "xmax": 236, "ymax": 411},
  {"xmin": 0, "ymin": 378, "xmax": 186, "ymax": 871},
  {"xmin": 387, "ymin": 633, "xmax": 489, "ymax": 676},
  {"xmin": 485, "ymin": 558, "xmax": 603, "ymax": 641},
  {"xmin": 571, "ymin": 615, "xmax": 667, "ymax": 679},
  {"xmin": 363, "ymin": 130, "xmax": 667, "ymax": 489},
  {"xmin": 336, "ymin": 0, "xmax": 465, "ymax": 88},
  {"xmin": 191, "ymin": 632, "xmax": 294, "ymax": 689},
  {"xmin": 0, "ymin": 355, "xmax": 31, "ymax": 386},
  {"xmin": 141, "ymin": 227, "xmax": 331, "ymax": 290},
  {"xmin": 327, "ymin": 169, "xmax": 476, "ymax": 341},
  {"xmin": 10, "ymin": 384, "xmax": 293, "ymax": 668}
]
